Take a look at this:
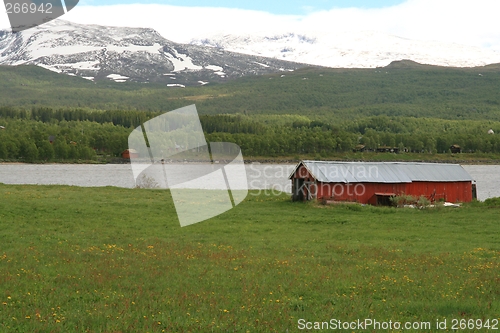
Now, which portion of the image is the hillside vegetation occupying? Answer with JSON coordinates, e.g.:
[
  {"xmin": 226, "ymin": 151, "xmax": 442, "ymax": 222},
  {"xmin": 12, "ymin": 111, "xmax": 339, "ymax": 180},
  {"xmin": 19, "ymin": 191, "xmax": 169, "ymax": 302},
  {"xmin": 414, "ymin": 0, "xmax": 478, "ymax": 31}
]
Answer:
[
  {"xmin": 1, "ymin": 62, "xmax": 500, "ymax": 162},
  {"xmin": 2, "ymin": 61, "xmax": 500, "ymax": 119}
]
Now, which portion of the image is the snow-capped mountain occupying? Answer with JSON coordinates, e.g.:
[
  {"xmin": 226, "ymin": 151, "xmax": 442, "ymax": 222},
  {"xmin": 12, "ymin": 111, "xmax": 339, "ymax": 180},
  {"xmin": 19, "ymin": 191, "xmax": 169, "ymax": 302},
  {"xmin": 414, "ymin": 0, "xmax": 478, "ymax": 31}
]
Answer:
[
  {"xmin": 2, "ymin": 20, "xmax": 500, "ymax": 87},
  {"xmin": 0, "ymin": 20, "xmax": 307, "ymax": 86},
  {"xmin": 190, "ymin": 30, "xmax": 500, "ymax": 68}
]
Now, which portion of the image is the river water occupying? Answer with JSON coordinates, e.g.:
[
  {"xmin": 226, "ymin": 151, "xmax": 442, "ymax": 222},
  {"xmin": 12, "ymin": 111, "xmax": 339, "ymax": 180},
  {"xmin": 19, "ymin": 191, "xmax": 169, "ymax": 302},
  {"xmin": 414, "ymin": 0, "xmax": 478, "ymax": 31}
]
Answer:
[{"xmin": 0, "ymin": 164, "xmax": 498, "ymax": 201}]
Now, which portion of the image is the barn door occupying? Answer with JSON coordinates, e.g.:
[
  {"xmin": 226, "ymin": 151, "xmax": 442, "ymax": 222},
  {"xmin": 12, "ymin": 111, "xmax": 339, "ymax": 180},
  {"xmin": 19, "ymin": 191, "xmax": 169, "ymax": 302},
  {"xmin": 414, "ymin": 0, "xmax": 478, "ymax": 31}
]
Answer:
[{"xmin": 293, "ymin": 178, "xmax": 305, "ymax": 201}]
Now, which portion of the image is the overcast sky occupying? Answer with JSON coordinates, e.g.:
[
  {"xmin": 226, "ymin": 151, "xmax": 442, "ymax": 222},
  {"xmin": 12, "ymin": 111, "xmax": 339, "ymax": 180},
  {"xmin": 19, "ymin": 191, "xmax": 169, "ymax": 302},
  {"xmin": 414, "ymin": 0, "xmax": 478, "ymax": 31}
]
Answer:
[
  {"xmin": 75, "ymin": 0, "xmax": 408, "ymax": 15},
  {"xmin": 1, "ymin": 0, "xmax": 500, "ymax": 50}
]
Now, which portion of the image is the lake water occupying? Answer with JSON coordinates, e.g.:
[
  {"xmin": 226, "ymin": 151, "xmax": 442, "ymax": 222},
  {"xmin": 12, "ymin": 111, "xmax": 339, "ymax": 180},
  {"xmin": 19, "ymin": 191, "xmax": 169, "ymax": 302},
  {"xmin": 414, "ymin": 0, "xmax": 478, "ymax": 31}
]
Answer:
[{"xmin": 0, "ymin": 164, "xmax": 498, "ymax": 201}]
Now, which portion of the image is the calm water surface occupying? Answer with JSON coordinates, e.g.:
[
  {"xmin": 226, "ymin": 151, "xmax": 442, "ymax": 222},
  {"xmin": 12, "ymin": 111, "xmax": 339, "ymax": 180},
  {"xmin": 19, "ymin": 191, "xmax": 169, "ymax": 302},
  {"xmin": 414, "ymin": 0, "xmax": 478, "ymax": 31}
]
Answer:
[{"xmin": 0, "ymin": 164, "xmax": 498, "ymax": 201}]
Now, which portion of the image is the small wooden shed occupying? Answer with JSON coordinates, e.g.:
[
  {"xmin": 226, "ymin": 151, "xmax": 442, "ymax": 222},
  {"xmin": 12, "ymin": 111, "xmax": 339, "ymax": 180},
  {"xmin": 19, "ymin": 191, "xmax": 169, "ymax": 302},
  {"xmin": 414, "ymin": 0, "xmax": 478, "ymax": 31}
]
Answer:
[
  {"xmin": 450, "ymin": 144, "xmax": 461, "ymax": 153},
  {"xmin": 289, "ymin": 161, "xmax": 475, "ymax": 204},
  {"xmin": 122, "ymin": 149, "xmax": 139, "ymax": 159}
]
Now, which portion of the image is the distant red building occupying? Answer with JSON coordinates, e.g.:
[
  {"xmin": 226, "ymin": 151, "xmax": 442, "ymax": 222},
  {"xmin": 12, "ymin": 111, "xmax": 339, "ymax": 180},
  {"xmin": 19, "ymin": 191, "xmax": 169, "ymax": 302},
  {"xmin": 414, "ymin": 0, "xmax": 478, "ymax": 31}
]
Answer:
[
  {"xmin": 289, "ymin": 161, "xmax": 475, "ymax": 205},
  {"xmin": 122, "ymin": 149, "xmax": 139, "ymax": 159}
]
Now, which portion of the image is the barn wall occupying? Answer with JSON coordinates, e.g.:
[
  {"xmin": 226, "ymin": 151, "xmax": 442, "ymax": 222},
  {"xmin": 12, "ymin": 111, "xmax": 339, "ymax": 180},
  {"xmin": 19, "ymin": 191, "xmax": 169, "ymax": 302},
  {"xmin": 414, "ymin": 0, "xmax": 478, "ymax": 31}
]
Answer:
[
  {"xmin": 291, "ymin": 164, "xmax": 318, "ymax": 201},
  {"xmin": 405, "ymin": 181, "xmax": 473, "ymax": 203},
  {"xmin": 316, "ymin": 182, "xmax": 408, "ymax": 204},
  {"xmin": 316, "ymin": 181, "xmax": 473, "ymax": 204},
  {"xmin": 293, "ymin": 164, "xmax": 314, "ymax": 180}
]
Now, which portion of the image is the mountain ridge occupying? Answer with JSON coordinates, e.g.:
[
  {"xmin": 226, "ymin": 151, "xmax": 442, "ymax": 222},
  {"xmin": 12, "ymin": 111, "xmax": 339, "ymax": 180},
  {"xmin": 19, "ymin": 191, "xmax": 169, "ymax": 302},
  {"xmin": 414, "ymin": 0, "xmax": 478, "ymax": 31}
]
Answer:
[
  {"xmin": 190, "ymin": 30, "xmax": 500, "ymax": 69},
  {"xmin": 0, "ymin": 20, "xmax": 308, "ymax": 86},
  {"xmin": 2, "ymin": 20, "xmax": 500, "ymax": 87}
]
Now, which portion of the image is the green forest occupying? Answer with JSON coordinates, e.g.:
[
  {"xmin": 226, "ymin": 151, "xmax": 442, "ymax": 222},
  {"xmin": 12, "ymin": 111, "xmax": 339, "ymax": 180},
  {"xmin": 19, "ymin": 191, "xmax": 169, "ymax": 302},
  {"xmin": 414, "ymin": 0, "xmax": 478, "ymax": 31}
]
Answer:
[{"xmin": 1, "ymin": 61, "xmax": 500, "ymax": 162}]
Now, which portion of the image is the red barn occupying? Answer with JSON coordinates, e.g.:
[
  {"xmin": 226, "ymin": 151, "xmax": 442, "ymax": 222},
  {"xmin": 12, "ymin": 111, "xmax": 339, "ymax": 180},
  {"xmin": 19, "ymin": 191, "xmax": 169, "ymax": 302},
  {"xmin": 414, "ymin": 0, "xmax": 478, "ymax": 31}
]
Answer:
[{"xmin": 289, "ymin": 161, "xmax": 476, "ymax": 205}]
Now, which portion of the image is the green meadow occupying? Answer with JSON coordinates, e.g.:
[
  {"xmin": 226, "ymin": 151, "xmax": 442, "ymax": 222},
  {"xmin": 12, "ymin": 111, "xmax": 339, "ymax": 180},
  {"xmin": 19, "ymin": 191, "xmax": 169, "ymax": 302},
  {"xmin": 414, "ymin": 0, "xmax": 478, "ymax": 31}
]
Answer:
[{"xmin": 0, "ymin": 184, "xmax": 499, "ymax": 332}]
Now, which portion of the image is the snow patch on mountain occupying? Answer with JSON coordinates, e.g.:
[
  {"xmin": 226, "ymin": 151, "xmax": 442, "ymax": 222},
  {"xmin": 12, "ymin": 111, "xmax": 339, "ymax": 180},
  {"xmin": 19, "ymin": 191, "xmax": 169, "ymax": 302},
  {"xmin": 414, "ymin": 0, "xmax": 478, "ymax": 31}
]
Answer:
[
  {"xmin": 107, "ymin": 74, "xmax": 129, "ymax": 82},
  {"xmin": 205, "ymin": 65, "xmax": 223, "ymax": 71},
  {"xmin": 165, "ymin": 49, "xmax": 203, "ymax": 72}
]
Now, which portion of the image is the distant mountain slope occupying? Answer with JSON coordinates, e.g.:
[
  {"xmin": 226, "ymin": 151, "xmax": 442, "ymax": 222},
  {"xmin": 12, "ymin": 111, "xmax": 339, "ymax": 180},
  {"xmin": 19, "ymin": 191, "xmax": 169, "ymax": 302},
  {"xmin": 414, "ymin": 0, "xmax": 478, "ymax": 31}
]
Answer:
[
  {"xmin": 0, "ymin": 20, "xmax": 307, "ymax": 86},
  {"xmin": 190, "ymin": 30, "xmax": 500, "ymax": 68},
  {"xmin": 2, "ymin": 61, "xmax": 500, "ymax": 121}
]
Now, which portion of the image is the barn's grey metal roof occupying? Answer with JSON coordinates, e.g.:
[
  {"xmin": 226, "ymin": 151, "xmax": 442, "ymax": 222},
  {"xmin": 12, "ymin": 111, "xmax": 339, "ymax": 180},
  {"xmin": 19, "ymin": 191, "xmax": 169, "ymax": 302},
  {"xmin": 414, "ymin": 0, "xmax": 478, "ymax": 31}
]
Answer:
[{"xmin": 289, "ymin": 161, "xmax": 474, "ymax": 183}]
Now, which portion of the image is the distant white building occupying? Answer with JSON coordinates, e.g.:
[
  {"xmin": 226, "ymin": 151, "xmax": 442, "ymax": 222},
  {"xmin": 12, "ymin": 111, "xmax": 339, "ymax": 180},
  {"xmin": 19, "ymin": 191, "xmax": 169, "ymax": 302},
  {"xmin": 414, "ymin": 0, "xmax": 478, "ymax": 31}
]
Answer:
[{"xmin": 488, "ymin": 129, "xmax": 495, "ymax": 135}]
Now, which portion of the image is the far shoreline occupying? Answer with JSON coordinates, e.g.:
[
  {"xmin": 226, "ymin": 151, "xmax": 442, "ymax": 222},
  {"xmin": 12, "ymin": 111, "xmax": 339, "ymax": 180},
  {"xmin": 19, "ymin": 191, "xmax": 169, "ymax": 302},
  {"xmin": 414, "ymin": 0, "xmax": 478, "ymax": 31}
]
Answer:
[
  {"xmin": 2, "ymin": 151, "xmax": 500, "ymax": 165},
  {"xmin": 2, "ymin": 158, "xmax": 500, "ymax": 166}
]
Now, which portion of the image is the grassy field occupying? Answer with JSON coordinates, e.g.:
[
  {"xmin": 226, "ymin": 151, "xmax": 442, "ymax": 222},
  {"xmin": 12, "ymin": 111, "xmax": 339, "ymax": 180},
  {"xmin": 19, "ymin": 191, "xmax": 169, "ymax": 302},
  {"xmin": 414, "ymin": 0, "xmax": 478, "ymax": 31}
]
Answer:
[{"xmin": 0, "ymin": 184, "xmax": 499, "ymax": 332}]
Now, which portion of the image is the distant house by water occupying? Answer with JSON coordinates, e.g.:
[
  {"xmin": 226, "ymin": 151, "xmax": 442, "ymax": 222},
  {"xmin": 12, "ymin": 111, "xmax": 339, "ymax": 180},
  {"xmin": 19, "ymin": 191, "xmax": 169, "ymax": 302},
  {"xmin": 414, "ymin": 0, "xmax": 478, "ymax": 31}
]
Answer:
[
  {"xmin": 450, "ymin": 144, "xmax": 461, "ymax": 153},
  {"xmin": 376, "ymin": 146, "xmax": 399, "ymax": 153},
  {"xmin": 353, "ymin": 145, "xmax": 401, "ymax": 153},
  {"xmin": 122, "ymin": 149, "xmax": 139, "ymax": 159}
]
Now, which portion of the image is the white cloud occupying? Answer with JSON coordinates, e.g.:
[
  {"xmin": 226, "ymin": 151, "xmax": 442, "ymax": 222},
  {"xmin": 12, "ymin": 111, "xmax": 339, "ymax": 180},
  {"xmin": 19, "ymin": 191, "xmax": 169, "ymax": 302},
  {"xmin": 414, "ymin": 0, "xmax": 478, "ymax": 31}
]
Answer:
[
  {"xmin": 295, "ymin": 0, "xmax": 500, "ymax": 50},
  {"xmin": 1, "ymin": 0, "xmax": 500, "ymax": 50},
  {"xmin": 61, "ymin": 4, "xmax": 301, "ymax": 42}
]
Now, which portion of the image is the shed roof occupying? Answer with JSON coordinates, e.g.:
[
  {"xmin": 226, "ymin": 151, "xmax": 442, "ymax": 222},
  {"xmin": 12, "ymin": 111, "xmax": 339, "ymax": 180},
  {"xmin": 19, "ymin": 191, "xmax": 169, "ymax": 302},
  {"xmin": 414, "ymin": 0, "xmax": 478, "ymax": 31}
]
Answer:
[{"xmin": 289, "ymin": 161, "xmax": 474, "ymax": 183}]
